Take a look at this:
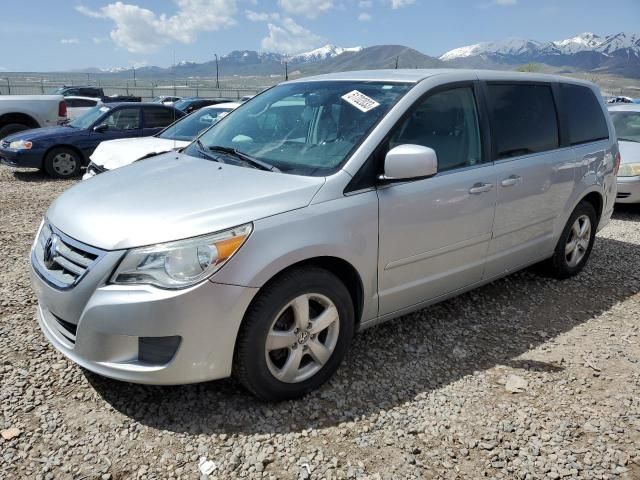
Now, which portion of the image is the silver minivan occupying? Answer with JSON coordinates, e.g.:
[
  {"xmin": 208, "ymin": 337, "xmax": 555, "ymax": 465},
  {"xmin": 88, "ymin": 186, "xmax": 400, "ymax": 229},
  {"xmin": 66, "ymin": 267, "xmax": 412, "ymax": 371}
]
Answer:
[{"xmin": 30, "ymin": 70, "xmax": 618, "ymax": 400}]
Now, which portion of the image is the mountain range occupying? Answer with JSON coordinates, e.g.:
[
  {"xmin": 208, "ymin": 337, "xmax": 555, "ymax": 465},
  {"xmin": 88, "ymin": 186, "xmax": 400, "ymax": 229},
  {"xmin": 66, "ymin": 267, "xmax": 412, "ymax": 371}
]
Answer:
[
  {"xmin": 76, "ymin": 32, "xmax": 640, "ymax": 80},
  {"xmin": 439, "ymin": 32, "xmax": 640, "ymax": 77}
]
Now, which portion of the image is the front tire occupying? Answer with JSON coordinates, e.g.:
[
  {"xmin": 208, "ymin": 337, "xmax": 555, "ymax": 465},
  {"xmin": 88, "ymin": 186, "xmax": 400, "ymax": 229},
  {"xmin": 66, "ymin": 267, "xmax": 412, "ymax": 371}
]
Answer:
[
  {"xmin": 44, "ymin": 147, "xmax": 81, "ymax": 179},
  {"xmin": 234, "ymin": 267, "xmax": 355, "ymax": 401},
  {"xmin": 541, "ymin": 201, "xmax": 597, "ymax": 279}
]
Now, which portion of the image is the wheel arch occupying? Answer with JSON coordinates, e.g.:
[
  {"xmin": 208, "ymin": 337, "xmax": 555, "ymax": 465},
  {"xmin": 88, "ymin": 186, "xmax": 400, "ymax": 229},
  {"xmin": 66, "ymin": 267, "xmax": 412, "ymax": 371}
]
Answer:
[
  {"xmin": 0, "ymin": 112, "xmax": 40, "ymax": 129},
  {"xmin": 44, "ymin": 144, "xmax": 88, "ymax": 165},
  {"xmin": 232, "ymin": 255, "xmax": 365, "ymax": 365}
]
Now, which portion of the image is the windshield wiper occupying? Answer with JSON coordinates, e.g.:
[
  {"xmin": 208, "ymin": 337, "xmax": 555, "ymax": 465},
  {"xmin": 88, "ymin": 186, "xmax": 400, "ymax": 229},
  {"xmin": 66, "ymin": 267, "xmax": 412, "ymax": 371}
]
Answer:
[
  {"xmin": 207, "ymin": 145, "xmax": 280, "ymax": 172},
  {"xmin": 195, "ymin": 139, "xmax": 224, "ymax": 163}
]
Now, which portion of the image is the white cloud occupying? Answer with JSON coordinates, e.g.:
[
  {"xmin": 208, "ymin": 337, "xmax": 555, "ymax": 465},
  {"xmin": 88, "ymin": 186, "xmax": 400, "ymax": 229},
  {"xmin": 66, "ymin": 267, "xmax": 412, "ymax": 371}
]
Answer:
[
  {"xmin": 277, "ymin": 0, "xmax": 333, "ymax": 19},
  {"xmin": 494, "ymin": 0, "xmax": 516, "ymax": 4},
  {"xmin": 60, "ymin": 38, "xmax": 79, "ymax": 44},
  {"xmin": 75, "ymin": 5, "xmax": 105, "ymax": 18},
  {"xmin": 245, "ymin": 10, "xmax": 280, "ymax": 22},
  {"xmin": 358, "ymin": 0, "xmax": 372, "ymax": 7},
  {"xmin": 358, "ymin": 12, "xmax": 371, "ymax": 21},
  {"xmin": 76, "ymin": 0, "xmax": 237, "ymax": 53},
  {"xmin": 261, "ymin": 17, "xmax": 323, "ymax": 55},
  {"xmin": 389, "ymin": 0, "xmax": 415, "ymax": 8}
]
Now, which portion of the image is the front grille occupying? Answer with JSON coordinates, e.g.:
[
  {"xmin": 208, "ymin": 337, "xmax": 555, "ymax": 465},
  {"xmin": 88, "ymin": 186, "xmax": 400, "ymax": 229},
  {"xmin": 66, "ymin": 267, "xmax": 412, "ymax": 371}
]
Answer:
[{"xmin": 32, "ymin": 222, "xmax": 105, "ymax": 289}]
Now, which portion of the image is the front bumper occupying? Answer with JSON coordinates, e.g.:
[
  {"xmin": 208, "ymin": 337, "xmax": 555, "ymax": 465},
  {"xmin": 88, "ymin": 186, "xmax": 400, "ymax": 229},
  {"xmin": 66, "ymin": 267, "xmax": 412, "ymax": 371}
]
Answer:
[
  {"xmin": 0, "ymin": 147, "xmax": 43, "ymax": 169},
  {"xmin": 616, "ymin": 175, "xmax": 640, "ymax": 204},
  {"xmin": 30, "ymin": 252, "xmax": 257, "ymax": 385}
]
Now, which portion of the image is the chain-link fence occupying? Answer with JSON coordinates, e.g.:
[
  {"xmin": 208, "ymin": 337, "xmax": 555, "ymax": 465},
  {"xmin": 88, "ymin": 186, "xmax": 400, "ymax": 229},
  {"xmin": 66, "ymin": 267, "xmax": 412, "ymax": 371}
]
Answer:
[{"xmin": 0, "ymin": 78, "xmax": 265, "ymax": 100}]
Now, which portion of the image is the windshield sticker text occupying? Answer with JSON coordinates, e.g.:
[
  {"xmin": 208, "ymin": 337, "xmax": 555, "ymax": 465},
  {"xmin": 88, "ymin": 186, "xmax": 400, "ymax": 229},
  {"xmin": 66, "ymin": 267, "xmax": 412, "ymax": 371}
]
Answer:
[{"xmin": 341, "ymin": 90, "xmax": 380, "ymax": 113}]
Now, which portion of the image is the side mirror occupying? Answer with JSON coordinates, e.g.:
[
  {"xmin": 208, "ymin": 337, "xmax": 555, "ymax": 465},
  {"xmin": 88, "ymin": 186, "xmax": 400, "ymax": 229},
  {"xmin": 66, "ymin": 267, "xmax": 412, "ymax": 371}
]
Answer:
[
  {"xmin": 380, "ymin": 144, "xmax": 438, "ymax": 181},
  {"xmin": 93, "ymin": 123, "xmax": 109, "ymax": 133}
]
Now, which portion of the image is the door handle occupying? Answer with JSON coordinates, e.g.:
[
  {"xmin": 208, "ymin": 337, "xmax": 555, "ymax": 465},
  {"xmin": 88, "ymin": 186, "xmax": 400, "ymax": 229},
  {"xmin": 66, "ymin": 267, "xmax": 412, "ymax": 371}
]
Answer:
[
  {"xmin": 468, "ymin": 182, "xmax": 494, "ymax": 194},
  {"xmin": 501, "ymin": 175, "xmax": 522, "ymax": 187}
]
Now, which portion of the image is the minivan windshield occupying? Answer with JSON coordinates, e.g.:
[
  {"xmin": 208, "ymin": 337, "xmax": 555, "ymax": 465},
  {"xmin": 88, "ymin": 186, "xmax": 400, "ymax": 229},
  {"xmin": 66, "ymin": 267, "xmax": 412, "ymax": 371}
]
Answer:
[
  {"xmin": 159, "ymin": 107, "xmax": 233, "ymax": 141},
  {"xmin": 67, "ymin": 105, "xmax": 110, "ymax": 129},
  {"xmin": 186, "ymin": 81, "xmax": 412, "ymax": 175},
  {"xmin": 68, "ymin": 106, "xmax": 110, "ymax": 129},
  {"xmin": 610, "ymin": 111, "xmax": 640, "ymax": 143}
]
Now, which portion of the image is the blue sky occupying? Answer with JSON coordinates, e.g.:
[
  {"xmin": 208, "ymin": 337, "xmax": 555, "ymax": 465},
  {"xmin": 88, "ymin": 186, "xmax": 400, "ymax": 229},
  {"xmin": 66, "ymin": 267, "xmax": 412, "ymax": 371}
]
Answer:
[{"xmin": 2, "ymin": 0, "xmax": 639, "ymax": 71}]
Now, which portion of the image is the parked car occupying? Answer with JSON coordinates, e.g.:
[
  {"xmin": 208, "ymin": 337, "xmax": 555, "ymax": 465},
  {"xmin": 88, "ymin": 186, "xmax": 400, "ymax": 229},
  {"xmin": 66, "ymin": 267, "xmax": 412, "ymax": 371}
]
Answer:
[
  {"xmin": 0, "ymin": 103, "xmax": 183, "ymax": 178},
  {"xmin": 29, "ymin": 70, "xmax": 617, "ymax": 400},
  {"xmin": 240, "ymin": 95, "xmax": 255, "ymax": 102},
  {"xmin": 49, "ymin": 86, "xmax": 141, "ymax": 103},
  {"xmin": 65, "ymin": 96, "xmax": 103, "ymax": 120},
  {"xmin": 173, "ymin": 97, "xmax": 236, "ymax": 114},
  {"xmin": 151, "ymin": 96, "xmax": 182, "ymax": 105},
  {"xmin": 83, "ymin": 102, "xmax": 240, "ymax": 179},
  {"xmin": 0, "ymin": 95, "xmax": 67, "ymax": 139},
  {"xmin": 50, "ymin": 86, "xmax": 104, "ymax": 99},
  {"xmin": 609, "ymin": 104, "xmax": 640, "ymax": 203}
]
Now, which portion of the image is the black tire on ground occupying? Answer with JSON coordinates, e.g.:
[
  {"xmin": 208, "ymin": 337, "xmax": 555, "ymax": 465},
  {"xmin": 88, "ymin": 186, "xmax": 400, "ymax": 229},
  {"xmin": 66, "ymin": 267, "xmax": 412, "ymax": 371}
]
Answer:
[
  {"xmin": 539, "ymin": 201, "xmax": 598, "ymax": 279},
  {"xmin": 234, "ymin": 266, "xmax": 355, "ymax": 401},
  {"xmin": 43, "ymin": 147, "xmax": 81, "ymax": 179},
  {"xmin": 0, "ymin": 123, "xmax": 30, "ymax": 139}
]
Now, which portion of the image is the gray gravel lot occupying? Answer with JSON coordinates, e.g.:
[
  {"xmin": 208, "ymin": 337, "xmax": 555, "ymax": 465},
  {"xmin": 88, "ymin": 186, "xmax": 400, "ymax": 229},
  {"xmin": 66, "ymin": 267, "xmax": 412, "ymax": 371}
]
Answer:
[{"xmin": 1, "ymin": 166, "xmax": 639, "ymax": 480}]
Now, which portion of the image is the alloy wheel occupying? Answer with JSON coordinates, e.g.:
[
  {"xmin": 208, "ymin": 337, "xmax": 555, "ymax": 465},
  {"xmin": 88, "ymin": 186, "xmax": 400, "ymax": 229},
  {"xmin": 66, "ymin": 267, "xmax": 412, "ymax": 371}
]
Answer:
[
  {"xmin": 565, "ymin": 214, "xmax": 591, "ymax": 268},
  {"xmin": 265, "ymin": 293, "xmax": 340, "ymax": 383}
]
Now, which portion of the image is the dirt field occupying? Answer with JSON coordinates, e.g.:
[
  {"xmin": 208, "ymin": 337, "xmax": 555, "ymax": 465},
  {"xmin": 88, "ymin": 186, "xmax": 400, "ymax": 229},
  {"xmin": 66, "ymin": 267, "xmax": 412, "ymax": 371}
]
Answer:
[{"xmin": 1, "ymin": 166, "xmax": 639, "ymax": 479}]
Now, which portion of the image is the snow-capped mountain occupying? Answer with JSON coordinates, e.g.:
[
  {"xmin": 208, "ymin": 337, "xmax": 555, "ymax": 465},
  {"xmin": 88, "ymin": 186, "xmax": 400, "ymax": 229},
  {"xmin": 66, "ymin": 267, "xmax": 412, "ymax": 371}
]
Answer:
[
  {"xmin": 439, "ymin": 32, "xmax": 640, "ymax": 77},
  {"xmin": 289, "ymin": 45, "xmax": 363, "ymax": 63},
  {"xmin": 440, "ymin": 32, "xmax": 640, "ymax": 60}
]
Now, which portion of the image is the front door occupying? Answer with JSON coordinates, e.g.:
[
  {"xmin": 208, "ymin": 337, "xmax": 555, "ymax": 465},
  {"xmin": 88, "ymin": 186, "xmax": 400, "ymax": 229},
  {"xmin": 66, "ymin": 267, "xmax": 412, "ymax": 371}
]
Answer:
[{"xmin": 377, "ymin": 85, "xmax": 497, "ymax": 316}]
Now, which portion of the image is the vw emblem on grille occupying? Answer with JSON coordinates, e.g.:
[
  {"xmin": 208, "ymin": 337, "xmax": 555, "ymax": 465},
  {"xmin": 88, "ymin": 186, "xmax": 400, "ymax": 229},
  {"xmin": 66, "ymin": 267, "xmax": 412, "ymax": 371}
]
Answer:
[{"xmin": 43, "ymin": 234, "xmax": 59, "ymax": 269}]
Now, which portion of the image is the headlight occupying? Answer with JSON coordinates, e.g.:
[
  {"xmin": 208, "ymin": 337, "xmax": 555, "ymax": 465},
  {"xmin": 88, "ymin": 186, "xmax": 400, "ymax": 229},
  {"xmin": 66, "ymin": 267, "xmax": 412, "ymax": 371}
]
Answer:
[
  {"xmin": 9, "ymin": 140, "xmax": 32, "ymax": 150},
  {"xmin": 618, "ymin": 163, "xmax": 640, "ymax": 177},
  {"xmin": 111, "ymin": 224, "xmax": 252, "ymax": 289}
]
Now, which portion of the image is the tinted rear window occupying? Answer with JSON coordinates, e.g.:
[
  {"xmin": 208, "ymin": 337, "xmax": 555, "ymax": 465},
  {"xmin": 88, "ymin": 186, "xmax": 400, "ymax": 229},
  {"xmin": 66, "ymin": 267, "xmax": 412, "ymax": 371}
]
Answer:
[
  {"xmin": 560, "ymin": 84, "xmax": 609, "ymax": 145},
  {"xmin": 143, "ymin": 108, "xmax": 178, "ymax": 128},
  {"xmin": 488, "ymin": 83, "xmax": 559, "ymax": 159}
]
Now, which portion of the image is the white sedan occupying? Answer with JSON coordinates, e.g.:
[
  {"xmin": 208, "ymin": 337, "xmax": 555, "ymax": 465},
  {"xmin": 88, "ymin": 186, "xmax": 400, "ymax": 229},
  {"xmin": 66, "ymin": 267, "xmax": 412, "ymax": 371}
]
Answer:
[{"xmin": 83, "ymin": 102, "xmax": 240, "ymax": 179}]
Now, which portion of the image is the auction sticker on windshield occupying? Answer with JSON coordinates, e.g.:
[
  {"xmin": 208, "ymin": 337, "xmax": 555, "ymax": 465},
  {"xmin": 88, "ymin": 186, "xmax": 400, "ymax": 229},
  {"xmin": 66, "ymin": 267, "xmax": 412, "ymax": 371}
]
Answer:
[{"xmin": 341, "ymin": 90, "xmax": 380, "ymax": 113}]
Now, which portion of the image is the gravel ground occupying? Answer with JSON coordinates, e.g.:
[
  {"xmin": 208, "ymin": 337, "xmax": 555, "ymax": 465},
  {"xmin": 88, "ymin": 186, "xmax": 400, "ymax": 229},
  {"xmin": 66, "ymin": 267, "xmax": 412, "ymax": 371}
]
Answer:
[{"xmin": 1, "ymin": 166, "xmax": 639, "ymax": 480}]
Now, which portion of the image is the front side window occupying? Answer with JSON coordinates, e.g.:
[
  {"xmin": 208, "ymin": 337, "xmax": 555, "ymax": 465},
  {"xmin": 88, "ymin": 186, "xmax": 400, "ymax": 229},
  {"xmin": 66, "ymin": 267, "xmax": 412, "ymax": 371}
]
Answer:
[
  {"xmin": 159, "ymin": 107, "xmax": 233, "ymax": 141},
  {"xmin": 388, "ymin": 87, "xmax": 482, "ymax": 172},
  {"xmin": 143, "ymin": 107, "xmax": 177, "ymax": 128},
  {"xmin": 103, "ymin": 108, "xmax": 141, "ymax": 130},
  {"xmin": 561, "ymin": 84, "xmax": 609, "ymax": 145},
  {"xmin": 69, "ymin": 106, "xmax": 111, "ymax": 129},
  {"xmin": 610, "ymin": 111, "xmax": 640, "ymax": 143},
  {"xmin": 188, "ymin": 81, "xmax": 412, "ymax": 175},
  {"xmin": 488, "ymin": 83, "xmax": 559, "ymax": 159}
]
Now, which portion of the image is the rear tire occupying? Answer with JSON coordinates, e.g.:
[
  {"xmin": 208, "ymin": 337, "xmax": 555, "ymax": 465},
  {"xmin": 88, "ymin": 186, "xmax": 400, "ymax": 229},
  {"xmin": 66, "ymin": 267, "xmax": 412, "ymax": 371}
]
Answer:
[
  {"xmin": 44, "ymin": 147, "xmax": 81, "ymax": 179},
  {"xmin": 234, "ymin": 267, "xmax": 355, "ymax": 401},
  {"xmin": 540, "ymin": 201, "xmax": 597, "ymax": 279},
  {"xmin": 0, "ymin": 123, "xmax": 30, "ymax": 139}
]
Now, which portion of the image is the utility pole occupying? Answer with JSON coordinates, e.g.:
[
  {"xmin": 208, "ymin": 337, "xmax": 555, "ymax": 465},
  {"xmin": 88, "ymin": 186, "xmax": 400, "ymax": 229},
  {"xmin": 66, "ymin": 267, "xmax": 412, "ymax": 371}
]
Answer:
[
  {"xmin": 285, "ymin": 62, "xmax": 288, "ymax": 81},
  {"xmin": 86, "ymin": 73, "xmax": 90, "ymax": 84},
  {"xmin": 214, "ymin": 54, "xmax": 219, "ymax": 89},
  {"xmin": 133, "ymin": 66, "xmax": 136, "ymax": 86},
  {"xmin": 394, "ymin": 56, "xmax": 399, "ymax": 69}
]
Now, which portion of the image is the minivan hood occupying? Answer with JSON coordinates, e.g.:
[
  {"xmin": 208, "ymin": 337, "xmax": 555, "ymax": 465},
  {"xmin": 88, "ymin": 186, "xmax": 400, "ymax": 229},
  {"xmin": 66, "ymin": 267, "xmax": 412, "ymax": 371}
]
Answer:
[
  {"xmin": 90, "ymin": 136, "xmax": 190, "ymax": 170},
  {"xmin": 47, "ymin": 153, "xmax": 325, "ymax": 250},
  {"xmin": 618, "ymin": 140, "xmax": 640, "ymax": 164}
]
